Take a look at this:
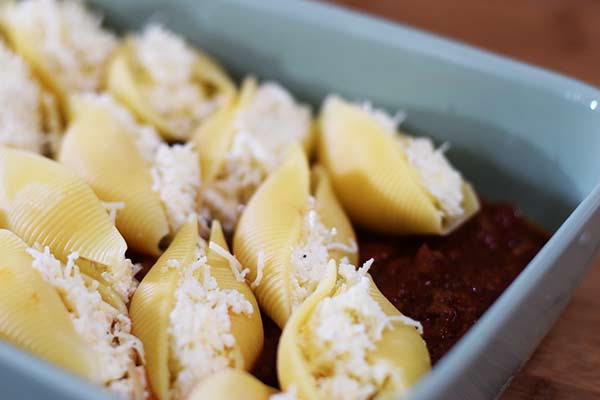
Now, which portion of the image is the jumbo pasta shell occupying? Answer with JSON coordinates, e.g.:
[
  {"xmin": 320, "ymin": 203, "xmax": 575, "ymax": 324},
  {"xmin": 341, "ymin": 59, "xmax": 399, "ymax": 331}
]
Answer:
[
  {"xmin": 193, "ymin": 76, "xmax": 314, "ymax": 185},
  {"xmin": 277, "ymin": 260, "xmax": 338, "ymax": 400},
  {"xmin": 129, "ymin": 218, "xmax": 197, "ymax": 400},
  {"xmin": 106, "ymin": 38, "xmax": 235, "ymax": 141},
  {"xmin": 59, "ymin": 96, "xmax": 169, "ymax": 256},
  {"xmin": 187, "ymin": 369, "xmax": 275, "ymax": 400},
  {"xmin": 207, "ymin": 220, "xmax": 264, "ymax": 370},
  {"xmin": 0, "ymin": 148, "xmax": 131, "ymax": 297},
  {"xmin": 311, "ymin": 165, "xmax": 357, "ymax": 265},
  {"xmin": 0, "ymin": 229, "xmax": 97, "ymax": 379},
  {"xmin": 233, "ymin": 145, "xmax": 356, "ymax": 328},
  {"xmin": 0, "ymin": 0, "xmax": 116, "ymax": 115},
  {"xmin": 233, "ymin": 145, "xmax": 308, "ymax": 328},
  {"xmin": 318, "ymin": 96, "xmax": 479, "ymax": 235},
  {"xmin": 130, "ymin": 218, "xmax": 263, "ymax": 400},
  {"xmin": 194, "ymin": 77, "xmax": 257, "ymax": 183},
  {"xmin": 368, "ymin": 282, "xmax": 431, "ymax": 390},
  {"xmin": 277, "ymin": 260, "xmax": 431, "ymax": 399}
]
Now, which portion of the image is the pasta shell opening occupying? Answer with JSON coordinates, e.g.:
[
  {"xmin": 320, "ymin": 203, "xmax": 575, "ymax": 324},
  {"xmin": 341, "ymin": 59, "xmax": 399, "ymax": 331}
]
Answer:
[
  {"xmin": 318, "ymin": 95, "xmax": 479, "ymax": 235},
  {"xmin": 131, "ymin": 217, "xmax": 263, "ymax": 400}
]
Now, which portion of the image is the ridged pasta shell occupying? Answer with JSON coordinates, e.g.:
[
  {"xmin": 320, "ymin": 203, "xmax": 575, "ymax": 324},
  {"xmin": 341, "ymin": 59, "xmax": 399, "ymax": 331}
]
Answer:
[
  {"xmin": 129, "ymin": 218, "xmax": 197, "ymax": 400},
  {"xmin": 194, "ymin": 77, "xmax": 257, "ymax": 183},
  {"xmin": 0, "ymin": 229, "xmax": 97, "ymax": 379},
  {"xmin": 311, "ymin": 165, "xmax": 357, "ymax": 265},
  {"xmin": 193, "ymin": 77, "xmax": 314, "ymax": 185},
  {"xmin": 233, "ymin": 145, "xmax": 356, "ymax": 328},
  {"xmin": 318, "ymin": 96, "xmax": 480, "ymax": 235},
  {"xmin": 106, "ymin": 40, "xmax": 235, "ymax": 141},
  {"xmin": 59, "ymin": 96, "xmax": 169, "ymax": 256},
  {"xmin": 207, "ymin": 220, "xmax": 264, "ymax": 370},
  {"xmin": 130, "ymin": 218, "xmax": 263, "ymax": 400},
  {"xmin": 277, "ymin": 260, "xmax": 431, "ymax": 399},
  {"xmin": 187, "ymin": 369, "xmax": 275, "ymax": 400},
  {"xmin": 0, "ymin": 148, "xmax": 131, "ymax": 297}
]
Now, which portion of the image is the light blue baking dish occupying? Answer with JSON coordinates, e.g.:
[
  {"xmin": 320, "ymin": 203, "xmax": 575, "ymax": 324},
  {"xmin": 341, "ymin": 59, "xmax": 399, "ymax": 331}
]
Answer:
[{"xmin": 2, "ymin": 0, "xmax": 600, "ymax": 399}]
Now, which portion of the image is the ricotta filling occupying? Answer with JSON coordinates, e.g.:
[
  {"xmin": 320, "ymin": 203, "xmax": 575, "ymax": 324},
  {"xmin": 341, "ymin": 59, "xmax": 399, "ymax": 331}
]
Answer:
[
  {"xmin": 151, "ymin": 143, "xmax": 201, "ymax": 233},
  {"xmin": 362, "ymin": 101, "xmax": 464, "ymax": 219},
  {"xmin": 133, "ymin": 24, "xmax": 221, "ymax": 139},
  {"xmin": 202, "ymin": 82, "xmax": 311, "ymax": 231},
  {"xmin": 167, "ymin": 243, "xmax": 253, "ymax": 399},
  {"xmin": 4, "ymin": 0, "xmax": 116, "ymax": 93},
  {"xmin": 290, "ymin": 197, "xmax": 357, "ymax": 310},
  {"xmin": 0, "ymin": 42, "xmax": 45, "ymax": 152},
  {"xmin": 299, "ymin": 261, "xmax": 421, "ymax": 400},
  {"xmin": 27, "ymin": 246, "xmax": 146, "ymax": 400}
]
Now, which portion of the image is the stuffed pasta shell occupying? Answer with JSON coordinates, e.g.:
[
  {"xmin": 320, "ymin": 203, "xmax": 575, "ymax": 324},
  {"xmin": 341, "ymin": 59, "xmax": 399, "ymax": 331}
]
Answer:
[
  {"xmin": 59, "ymin": 93, "xmax": 201, "ymax": 255},
  {"xmin": 195, "ymin": 77, "xmax": 313, "ymax": 231},
  {"xmin": 107, "ymin": 24, "xmax": 235, "ymax": 141},
  {"xmin": 278, "ymin": 259, "xmax": 430, "ymax": 400},
  {"xmin": 129, "ymin": 218, "xmax": 263, "ymax": 400},
  {"xmin": 0, "ymin": 230, "xmax": 146, "ymax": 399},
  {"xmin": 0, "ymin": 148, "xmax": 137, "ymax": 301},
  {"xmin": 319, "ymin": 96, "xmax": 479, "ymax": 235},
  {"xmin": 0, "ymin": 0, "xmax": 116, "ymax": 113},
  {"xmin": 233, "ymin": 144, "xmax": 356, "ymax": 328},
  {"xmin": 0, "ymin": 41, "xmax": 60, "ymax": 153}
]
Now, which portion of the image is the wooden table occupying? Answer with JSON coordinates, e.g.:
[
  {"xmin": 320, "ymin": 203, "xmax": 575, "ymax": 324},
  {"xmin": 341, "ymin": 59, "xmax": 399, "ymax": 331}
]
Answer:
[{"xmin": 325, "ymin": 1, "xmax": 600, "ymax": 398}]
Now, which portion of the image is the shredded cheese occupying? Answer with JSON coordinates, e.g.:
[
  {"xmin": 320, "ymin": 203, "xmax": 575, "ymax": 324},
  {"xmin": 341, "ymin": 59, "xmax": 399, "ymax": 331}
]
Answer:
[
  {"xmin": 0, "ymin": 42, "xmax": 45, "ymax": 152},
  {"xmin": 289, "ymin": 197, "xmax": 356, "ymax": 310},
  {"xmin": 132, "ymin": 24, "xmax": 221, "ymax": 139},
  {"xmin": 361, "ymin": 101, "xmax": 464, "ymax": 219},
  {"xmin": 168, "ymin": 243, "xmax": 253, "ymax": 399},
  {"xmin": 202, "ymin": 82, "xmax": 311, "ymax": 231},
  {"xmin": 299, "ymin": 260, "xmax": 423, "ymax": 400},
  {"xmin": 151, "ymin": 143, "xmax": 201, "ymax": 233},
  {"xmin": 208, "ymin": 241, "xmax": 250, "ymax": 282},
  {"xmin": 400, "ymin": 137, "xmax": 464, "ymax": 218},
  {"xmin": 251, "ymin": 251, "xmax": 265, "ymax": 289},
  {"xmin": 26, "ymin": 246, "xmax": 146, "ymax": 400},
  {"xmin": 4, "ymin": 0, "xmax": 116, "ymax": 93}
]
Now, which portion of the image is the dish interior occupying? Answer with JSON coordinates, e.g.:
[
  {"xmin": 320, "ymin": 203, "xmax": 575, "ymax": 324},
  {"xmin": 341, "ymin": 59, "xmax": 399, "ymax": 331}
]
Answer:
[{"xmin": 92, "ymin": 0, "xmax": 600, "ymax": 232}]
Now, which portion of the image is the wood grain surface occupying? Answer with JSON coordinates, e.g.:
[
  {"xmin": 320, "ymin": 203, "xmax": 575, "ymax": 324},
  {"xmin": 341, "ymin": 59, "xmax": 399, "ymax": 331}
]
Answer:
[{"xmin": 324, "ymin": 1, "xmax": 600, "ymax": 398}]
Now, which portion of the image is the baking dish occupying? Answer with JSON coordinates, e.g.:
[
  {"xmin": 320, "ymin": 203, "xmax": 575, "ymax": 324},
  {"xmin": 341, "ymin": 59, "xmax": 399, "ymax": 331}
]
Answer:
[{"xmin": 1, "ymin": 0, "xmax": 599, "ymax": 398}]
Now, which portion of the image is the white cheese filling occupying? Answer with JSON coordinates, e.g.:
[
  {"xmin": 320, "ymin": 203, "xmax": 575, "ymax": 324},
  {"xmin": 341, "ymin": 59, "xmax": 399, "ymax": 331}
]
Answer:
[
  {"xmin": 151, "ymin": 143, "xmax": 201, "ymax": 233},
  {"xmin": 203, "ymin": 82, "xmax": 311, "ymax": 231},
  {"xmin": 362, "ymin": 102, "xmax": 464, "ymax": 219},
  {"xmin": 133, "ymin": 24, "xmax": 221, "ymax": 139},
  {"xmin": 4, "ymin": 0, "xmax": 116, "ymax": 93},
  {"xmin": 0, "ymin": 42, "xmax": 45, "ymax": 152},
  {"xmin": 27, "ymin": 246, "xmax": 146, "ymax": 400},
  {"xmin": 300, "ymin": 260, "xmax": 422, "ymax": 400},
  {"xmin": 167, "ymin": 242, "xmax": 253, "ymax": 399},
  {"xmin": 290, "ymin": 197, "xmax": 357, "ymax": 310}
]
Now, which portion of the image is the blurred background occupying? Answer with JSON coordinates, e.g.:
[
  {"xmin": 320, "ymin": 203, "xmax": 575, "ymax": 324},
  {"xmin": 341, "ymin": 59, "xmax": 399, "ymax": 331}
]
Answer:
[{"xmin": 324, "ymin": 1, "xmax": 600, "ymax": 399}]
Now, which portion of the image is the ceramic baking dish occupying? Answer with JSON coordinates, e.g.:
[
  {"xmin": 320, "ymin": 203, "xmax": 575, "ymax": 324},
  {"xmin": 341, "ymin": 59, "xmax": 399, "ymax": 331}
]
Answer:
[{"xmin": 1, "ymin": 0, "xmax": 600, "ymax": 399}]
